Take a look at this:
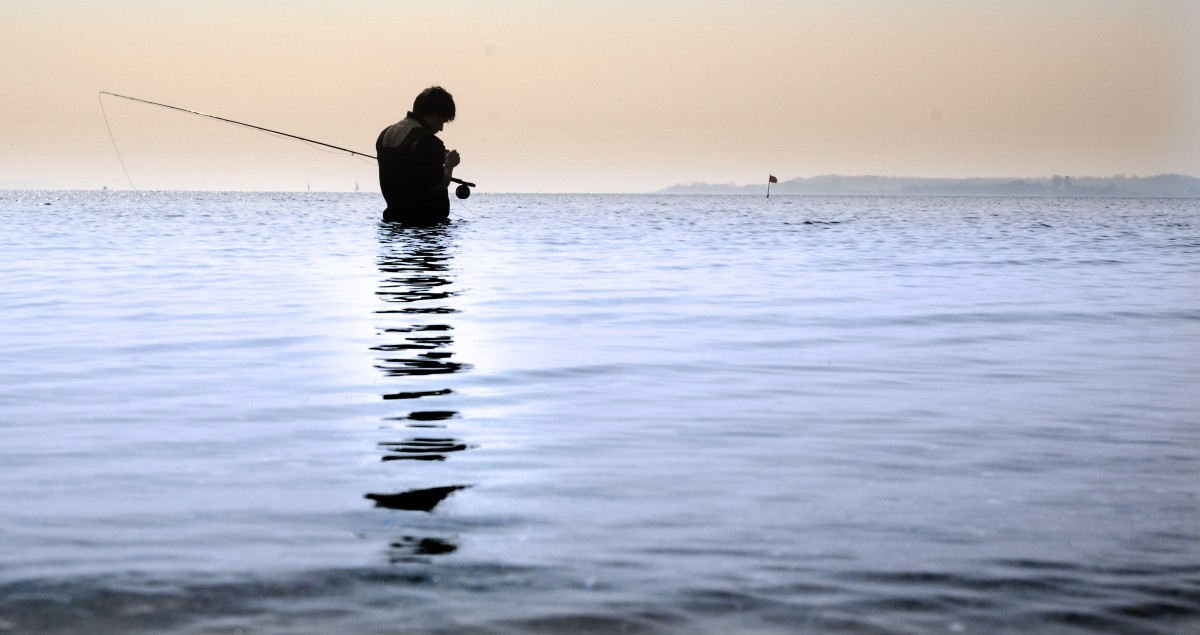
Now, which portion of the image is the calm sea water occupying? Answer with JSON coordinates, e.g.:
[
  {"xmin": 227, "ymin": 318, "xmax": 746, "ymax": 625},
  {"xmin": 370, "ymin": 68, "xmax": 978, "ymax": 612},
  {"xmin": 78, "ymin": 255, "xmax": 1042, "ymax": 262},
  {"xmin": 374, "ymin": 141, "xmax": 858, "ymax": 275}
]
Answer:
[{"xmin": 1, "ymin": 191, "xmax": 1198, "ymax": 634}]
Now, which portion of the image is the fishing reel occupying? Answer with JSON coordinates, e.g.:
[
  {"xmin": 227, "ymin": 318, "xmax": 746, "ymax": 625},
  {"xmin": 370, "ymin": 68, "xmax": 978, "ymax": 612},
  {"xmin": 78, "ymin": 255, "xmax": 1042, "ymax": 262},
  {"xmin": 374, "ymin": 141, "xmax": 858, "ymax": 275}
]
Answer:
[{"xmin": 452, "ymin": 178, "xmax": 476, "ymax": 199}]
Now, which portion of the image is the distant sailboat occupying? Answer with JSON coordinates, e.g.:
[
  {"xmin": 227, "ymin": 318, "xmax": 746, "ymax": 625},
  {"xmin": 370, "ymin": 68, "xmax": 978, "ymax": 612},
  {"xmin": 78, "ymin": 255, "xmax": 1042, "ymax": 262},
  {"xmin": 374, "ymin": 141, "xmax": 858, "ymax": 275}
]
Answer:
[{"xmin": 354, "ymin": 181, "xmax": 360, "ymax": 192}]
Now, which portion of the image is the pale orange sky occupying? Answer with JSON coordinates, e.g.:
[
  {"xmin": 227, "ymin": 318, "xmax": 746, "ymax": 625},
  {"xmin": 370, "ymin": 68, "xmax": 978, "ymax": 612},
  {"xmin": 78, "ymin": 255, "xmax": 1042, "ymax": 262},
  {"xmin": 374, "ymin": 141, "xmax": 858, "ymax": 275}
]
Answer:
[{"xmin": 2, "ymin": 0, "xmax": 1197, "ymax": 192}]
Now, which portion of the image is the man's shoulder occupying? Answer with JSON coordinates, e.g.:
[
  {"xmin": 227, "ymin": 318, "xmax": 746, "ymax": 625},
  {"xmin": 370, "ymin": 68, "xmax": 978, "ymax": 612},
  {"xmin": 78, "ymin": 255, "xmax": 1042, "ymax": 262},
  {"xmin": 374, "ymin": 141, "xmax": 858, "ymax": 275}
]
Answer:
[{"xmin": 380, "ymin": 117, "xmax": 438, "ymax": 149}]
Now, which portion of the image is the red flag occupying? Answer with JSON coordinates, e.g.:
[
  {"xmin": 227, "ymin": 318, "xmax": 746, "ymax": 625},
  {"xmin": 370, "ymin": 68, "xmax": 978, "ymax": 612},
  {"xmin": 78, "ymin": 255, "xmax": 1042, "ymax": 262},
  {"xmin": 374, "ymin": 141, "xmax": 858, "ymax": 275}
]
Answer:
[{"xmin": 768, "ymin": 175, "xmax": 778, "ymax": 183}]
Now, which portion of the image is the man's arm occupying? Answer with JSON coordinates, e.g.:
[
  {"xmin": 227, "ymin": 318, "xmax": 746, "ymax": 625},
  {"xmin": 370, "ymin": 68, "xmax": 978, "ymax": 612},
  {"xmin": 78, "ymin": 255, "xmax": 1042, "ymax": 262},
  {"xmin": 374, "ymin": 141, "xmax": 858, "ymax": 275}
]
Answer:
[{"xmin": 412, "ymin": 136, "xmax": 450, "ymax": 190}]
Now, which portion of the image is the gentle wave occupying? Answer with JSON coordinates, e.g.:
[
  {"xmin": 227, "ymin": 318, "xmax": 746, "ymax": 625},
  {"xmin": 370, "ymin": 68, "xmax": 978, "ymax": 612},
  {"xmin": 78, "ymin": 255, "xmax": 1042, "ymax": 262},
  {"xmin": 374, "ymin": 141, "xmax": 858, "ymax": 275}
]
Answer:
[{"xmin": 1, "ymin": 560, "xmax": 1196, "ymax": 634}]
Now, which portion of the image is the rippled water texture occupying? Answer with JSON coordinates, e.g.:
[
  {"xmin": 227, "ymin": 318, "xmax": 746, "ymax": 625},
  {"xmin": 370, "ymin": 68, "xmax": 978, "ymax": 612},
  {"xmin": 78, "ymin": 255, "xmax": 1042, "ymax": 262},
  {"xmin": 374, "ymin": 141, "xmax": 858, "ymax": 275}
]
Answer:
[{"xmin": 1, "ymin": 191, "xmax": 1198, "ymax": 634}]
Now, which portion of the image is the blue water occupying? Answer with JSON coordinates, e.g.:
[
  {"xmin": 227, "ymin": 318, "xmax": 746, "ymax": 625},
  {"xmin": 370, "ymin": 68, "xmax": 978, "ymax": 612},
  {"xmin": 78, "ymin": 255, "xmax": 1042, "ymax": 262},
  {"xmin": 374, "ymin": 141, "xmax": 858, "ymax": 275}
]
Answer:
[{"xmin": 1, "ymin": 191, "xmax": 1198, "ymax": 634}]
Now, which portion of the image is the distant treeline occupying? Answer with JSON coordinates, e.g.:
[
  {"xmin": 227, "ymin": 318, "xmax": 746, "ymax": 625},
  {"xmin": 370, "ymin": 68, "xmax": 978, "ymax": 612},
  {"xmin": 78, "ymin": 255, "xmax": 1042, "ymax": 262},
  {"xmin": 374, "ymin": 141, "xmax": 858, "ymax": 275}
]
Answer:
[{"xmin": 660, "ymin": 174, "xmax": 1200, "ymax": 197}]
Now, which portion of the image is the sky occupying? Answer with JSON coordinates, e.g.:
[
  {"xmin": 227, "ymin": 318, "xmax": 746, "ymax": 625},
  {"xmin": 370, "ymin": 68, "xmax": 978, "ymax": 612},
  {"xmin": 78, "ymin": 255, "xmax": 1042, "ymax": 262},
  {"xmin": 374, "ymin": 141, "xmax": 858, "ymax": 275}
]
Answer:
[{"xmin": 2, "ymin": 0, "xmax": 1198, "ymax": 193}]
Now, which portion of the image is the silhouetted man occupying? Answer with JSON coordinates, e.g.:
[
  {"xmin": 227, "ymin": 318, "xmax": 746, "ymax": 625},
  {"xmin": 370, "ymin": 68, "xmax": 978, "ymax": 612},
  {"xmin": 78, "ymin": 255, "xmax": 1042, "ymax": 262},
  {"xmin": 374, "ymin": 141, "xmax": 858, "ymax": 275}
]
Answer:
[{"xmin": 377, "ymin": 86, "xmax": 461, "ymax": 224}]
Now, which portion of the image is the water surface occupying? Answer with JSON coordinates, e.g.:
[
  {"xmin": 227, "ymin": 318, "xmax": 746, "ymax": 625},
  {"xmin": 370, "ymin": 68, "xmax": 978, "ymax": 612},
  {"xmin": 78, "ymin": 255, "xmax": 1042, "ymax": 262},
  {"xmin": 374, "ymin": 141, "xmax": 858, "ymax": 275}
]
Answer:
[{"xmin": 1, "ymin": 191, "xmax": 1198, "ymax": 633}]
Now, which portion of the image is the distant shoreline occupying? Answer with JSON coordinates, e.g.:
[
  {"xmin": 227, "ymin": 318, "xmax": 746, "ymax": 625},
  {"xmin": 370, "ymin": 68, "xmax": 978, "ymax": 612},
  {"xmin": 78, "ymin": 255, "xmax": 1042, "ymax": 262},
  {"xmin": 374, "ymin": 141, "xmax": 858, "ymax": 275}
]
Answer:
[
  {"xmin": 659, "ymin": 174, "xmax": 1200, "ymax": 198},
  {"xmin": 4, "ymin": 173, "xmax": 1199, "ymax": 197}
]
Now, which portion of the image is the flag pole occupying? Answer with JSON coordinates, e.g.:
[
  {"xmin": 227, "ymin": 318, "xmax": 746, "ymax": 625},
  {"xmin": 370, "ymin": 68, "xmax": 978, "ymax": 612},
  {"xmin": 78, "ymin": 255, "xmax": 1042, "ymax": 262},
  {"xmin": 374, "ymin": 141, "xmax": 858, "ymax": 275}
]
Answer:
[{"xmin": 767, "ymin": 178, "xmax": 771, "ymax": 199}]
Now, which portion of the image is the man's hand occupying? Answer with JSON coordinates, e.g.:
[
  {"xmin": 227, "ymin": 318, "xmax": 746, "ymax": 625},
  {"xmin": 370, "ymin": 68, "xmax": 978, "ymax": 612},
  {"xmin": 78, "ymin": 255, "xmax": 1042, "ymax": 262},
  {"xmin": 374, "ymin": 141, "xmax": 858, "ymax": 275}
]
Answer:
[{"xmin": 444, "ymin": 149, "xmax": 461, "ymax": 169}]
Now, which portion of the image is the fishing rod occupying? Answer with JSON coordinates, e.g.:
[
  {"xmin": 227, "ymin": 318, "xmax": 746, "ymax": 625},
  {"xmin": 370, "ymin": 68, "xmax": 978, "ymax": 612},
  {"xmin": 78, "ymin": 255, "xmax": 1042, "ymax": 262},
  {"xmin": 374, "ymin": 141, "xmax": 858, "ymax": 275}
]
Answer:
[{"xmin": 99, "ymin": 91, "xmax": 477, "ymax": 198}]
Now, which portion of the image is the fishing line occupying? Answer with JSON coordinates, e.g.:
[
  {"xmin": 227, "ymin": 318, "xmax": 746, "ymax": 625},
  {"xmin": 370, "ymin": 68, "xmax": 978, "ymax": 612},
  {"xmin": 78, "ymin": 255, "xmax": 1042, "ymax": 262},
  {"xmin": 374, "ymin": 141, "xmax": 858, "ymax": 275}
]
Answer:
[
  {"xmin": 449, "ymin": 193, "xmax": 475, "ymax": 219},
  {"xmin": 99, "ymin": 92, "xmax": 177, "ymax": 214},
  {"xmin": 98, "ymin": 92, "xmax": 140, "ymax": 192}
]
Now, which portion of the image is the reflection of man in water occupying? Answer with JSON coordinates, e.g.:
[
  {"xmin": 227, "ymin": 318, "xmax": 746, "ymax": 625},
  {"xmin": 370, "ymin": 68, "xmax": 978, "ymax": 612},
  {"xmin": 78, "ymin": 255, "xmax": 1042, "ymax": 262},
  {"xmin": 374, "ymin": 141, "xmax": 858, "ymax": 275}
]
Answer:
[{"xmin": 376, "ymin": 86, "xmax": 461, "ymax": 225}]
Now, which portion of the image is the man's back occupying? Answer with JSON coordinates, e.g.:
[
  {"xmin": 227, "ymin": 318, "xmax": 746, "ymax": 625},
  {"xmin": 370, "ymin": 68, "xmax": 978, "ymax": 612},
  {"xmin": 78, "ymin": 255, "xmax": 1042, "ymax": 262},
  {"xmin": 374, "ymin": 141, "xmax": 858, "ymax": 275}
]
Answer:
[{"xmin": 377, "ymin": 113, "xmax": 449, "ymax": 224}]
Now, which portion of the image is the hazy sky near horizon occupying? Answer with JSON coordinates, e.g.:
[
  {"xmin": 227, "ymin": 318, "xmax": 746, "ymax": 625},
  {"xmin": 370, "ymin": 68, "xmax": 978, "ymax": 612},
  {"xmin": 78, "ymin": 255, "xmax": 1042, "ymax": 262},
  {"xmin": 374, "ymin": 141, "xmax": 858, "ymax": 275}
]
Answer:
[{"xmin": 3, "ymin": 0, "xmax": 1198, "ymax": 192}]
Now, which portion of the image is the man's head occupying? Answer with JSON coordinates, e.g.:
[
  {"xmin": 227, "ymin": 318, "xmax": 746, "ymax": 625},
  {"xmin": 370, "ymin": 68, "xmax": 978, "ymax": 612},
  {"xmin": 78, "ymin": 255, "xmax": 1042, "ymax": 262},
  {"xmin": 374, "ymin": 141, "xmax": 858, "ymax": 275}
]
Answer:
[{"xmin": 413, "ymin": 86, "xmax": 455, "ymax": 132}]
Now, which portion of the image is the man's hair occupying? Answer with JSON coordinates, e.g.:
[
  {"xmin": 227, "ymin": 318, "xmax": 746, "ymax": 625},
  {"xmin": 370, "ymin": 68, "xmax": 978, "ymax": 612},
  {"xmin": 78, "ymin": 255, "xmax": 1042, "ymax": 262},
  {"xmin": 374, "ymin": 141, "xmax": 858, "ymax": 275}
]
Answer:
[{"xmin": 413, "ymin": 86, "xmax": 456, "ymax": 121}]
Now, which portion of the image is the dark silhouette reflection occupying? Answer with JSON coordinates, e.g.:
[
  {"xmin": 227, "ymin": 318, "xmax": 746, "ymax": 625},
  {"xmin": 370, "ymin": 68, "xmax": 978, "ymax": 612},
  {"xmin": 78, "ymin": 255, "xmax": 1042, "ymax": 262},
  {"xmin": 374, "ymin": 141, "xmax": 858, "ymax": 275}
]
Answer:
[
  {"xmin": 372, "ymin": 335, "xmax": 453, "ymax": 351},
  {"xmin": 372, "ymin": 231, "xmax": 471, "ymax": 378},
  {"xmin": 383, "ymin": 389, "xmax": 453, "ymax": 400},
  {"xmin": 375, "ymin": 306, "xmax": 459, "ymax": 315},
  {"xmin": 385, "ymin": 324, "xmax": 453, "ymax": 332},
  {"xmin": 365, "ymin": 485, "xmax": 471, "ymax": 512},
  {"xmin": 402, "ymin": 410, "xmax": 458, "ymax": 421},
  {"xmin": 384, "ymin": 410, "xmax": 460, "ymax": 428},
  {"xmin": 373, "ymin": 223, "xmax": 471, "ymax": 381},
  {"xmin": 366, "ymin": 222, "xmax": 475, "ymax": 558},
  {"xmin": 389, "ymin": 536, "xmax": 458, "ymax": 562},
  {"xmin": 375, "ymin": 354, "xmax": 469, "ymax": 376},
  {"xmin": 379, "ymin": 437, "xmax": 471, "ymax": 461}
]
